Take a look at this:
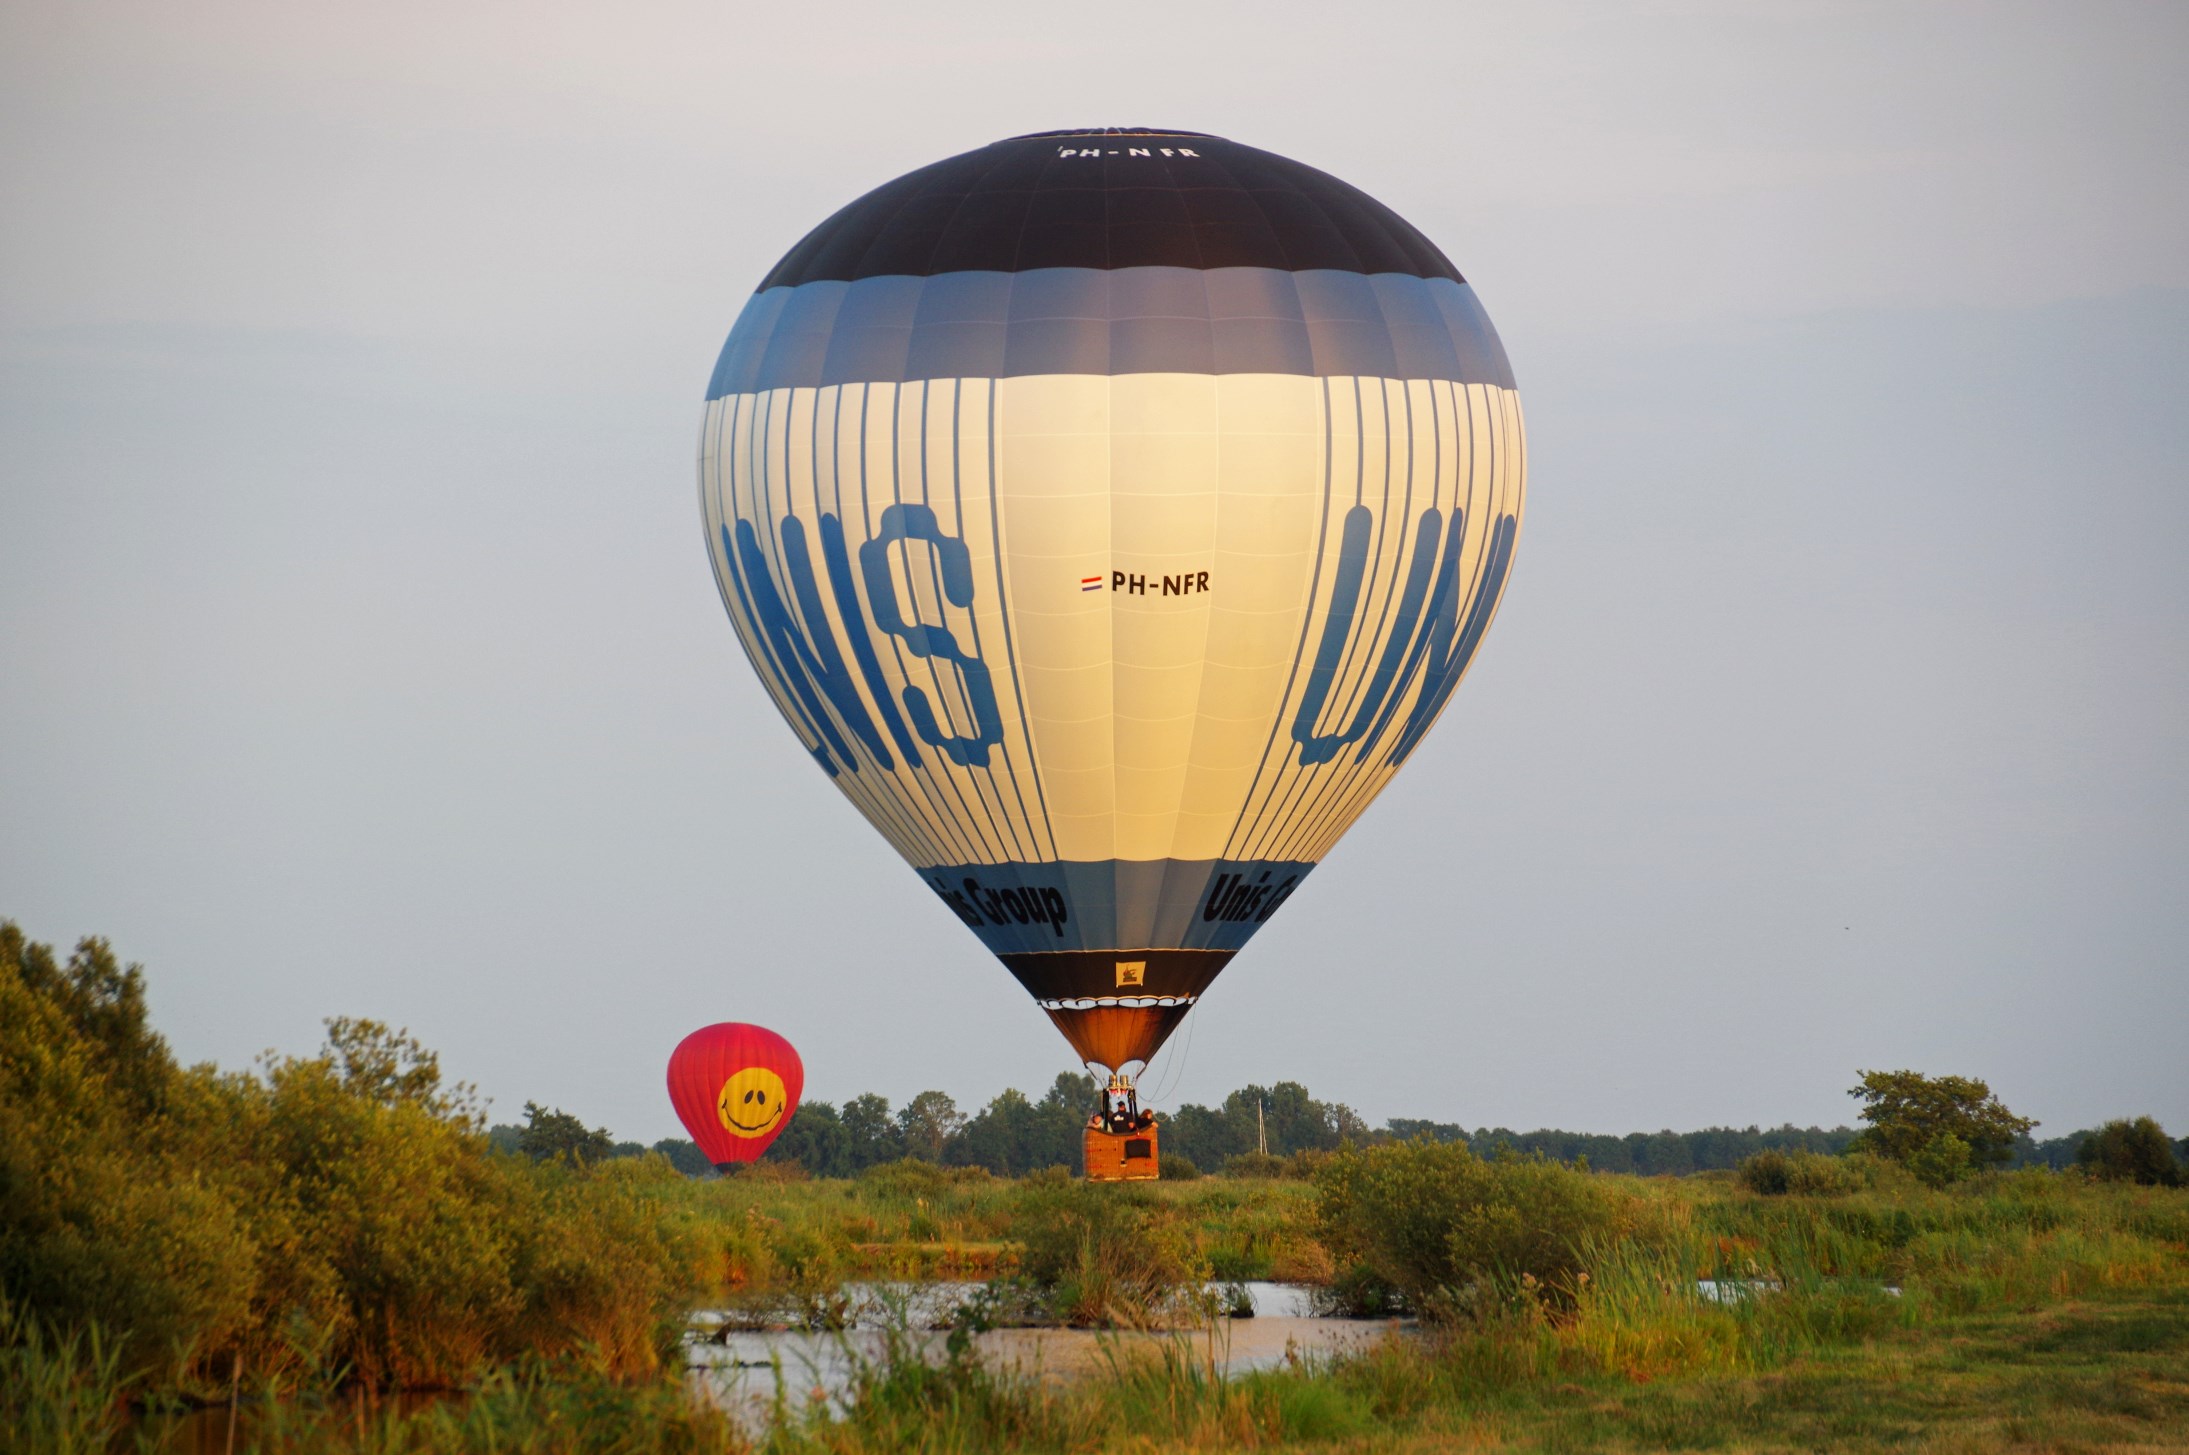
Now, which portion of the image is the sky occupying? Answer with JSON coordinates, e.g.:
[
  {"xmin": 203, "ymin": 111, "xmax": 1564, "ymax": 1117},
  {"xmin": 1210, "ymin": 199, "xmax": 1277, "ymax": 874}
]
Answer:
[{"xmin": 3, "ymin": 0, "xmax": 2184, "ymax": 1145}]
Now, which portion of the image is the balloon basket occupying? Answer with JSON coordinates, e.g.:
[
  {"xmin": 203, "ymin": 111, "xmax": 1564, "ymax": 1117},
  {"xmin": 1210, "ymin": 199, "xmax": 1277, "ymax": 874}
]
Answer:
[{"xmin": 1084, "ymin": 1121, "xmax": 1160, "ymax": 1181}]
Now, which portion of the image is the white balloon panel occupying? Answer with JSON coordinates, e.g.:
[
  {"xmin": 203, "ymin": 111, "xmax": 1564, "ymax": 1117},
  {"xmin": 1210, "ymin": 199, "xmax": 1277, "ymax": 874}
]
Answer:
[{"xmin": 697, "ymin": 370, "xmax": 1524, "ymax": 960}]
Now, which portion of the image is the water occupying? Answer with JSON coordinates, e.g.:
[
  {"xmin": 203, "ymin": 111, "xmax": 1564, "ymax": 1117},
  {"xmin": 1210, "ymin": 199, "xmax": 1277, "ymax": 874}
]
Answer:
[
  {"xmin": 688, "ymin": 1279, "xmax": 1325, "ymax": 1334},
  {"xmin": 1696, "ymin": 1278, "xmax": 1900, "ymax": 1302},
  {"xmin": 685, "ymin": 1281, "xmax": 1389, "ymax": 1422}
]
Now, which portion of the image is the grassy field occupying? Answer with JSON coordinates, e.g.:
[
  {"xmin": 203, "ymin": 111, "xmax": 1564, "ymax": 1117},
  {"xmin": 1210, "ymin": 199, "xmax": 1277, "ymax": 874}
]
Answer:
[
  {"xmin": 741, "ymin": 1163, "xmax": 2189, "ymax": 1453},
  {"xmin": 12, "ymin": 1160, "xmax": 2186, "ymax": 1453},
  {"xmin": 653, "ymin": 1160, "xmax": 1328, "ymax": 1294}
]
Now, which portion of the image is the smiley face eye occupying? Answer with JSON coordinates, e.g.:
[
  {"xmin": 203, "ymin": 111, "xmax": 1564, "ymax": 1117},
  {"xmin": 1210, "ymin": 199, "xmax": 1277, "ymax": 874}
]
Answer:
[{"xmin": 743, "ymin": 1089, "xmax": 757, "ymax": 1104}]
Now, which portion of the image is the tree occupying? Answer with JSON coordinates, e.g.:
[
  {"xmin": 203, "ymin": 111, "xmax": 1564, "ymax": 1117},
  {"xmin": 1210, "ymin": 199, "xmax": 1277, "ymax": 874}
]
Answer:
[
  {"xmin": 765, "ymin": 1099, "xmax": 852, "ymax": 1176},
  {"xmin": 322, "ymin": 1018, "xmax": 478, "ymax": 1124},
  {"xmin": 1162, "ymin": 1101, "xmax": 1244, "ymax": 1170},
  {"xmin": 1384, "ymin": 1122, "xmax": 1860, "ymax": 1175},
  {"xmin": 651, "ymin": 1137, "xmax": 714, "ymax": 1177},
  {"xmin": 896, "ymin": 1090, "xmax": 963, "ymax": 1162},
  {"xmin": 1848, "ymin": 1070, "xmax": 2034, "ymax": 1171},
  {"xmin": 514, "ymin": 1101, "xmax": 615, "ymax": 1164},
  {"xmin": 1632, "ymin": 1131, "xmax": 1694, "ymax": 1177},
  {"xmin": 948, "ymin": 1088, "xmax": 1042, "ymax": 1175},
  {"xmin": 1164, "ymin": 1080, "xmax": 1367, "ymax": 1170},
  {"xmin": 948, "ymin": 1079, "xmax": 1088, "ymax": 1176},
  {"xmin": 4, "ymin": 926, "xmax": 171, "ymax": 1118},
  {"xmin": 1036, "ymin": 1072, "xmax": 1099, "ymax": 1168},
  {"xmin": 839, "ymin": 1093, "xmax": 902, "ymax": 1170},
  {"xmin": 1255, "ymin": 1081, "xmax": 1359, "ymax": 1154},
  {"xmin": 2019, "ymin": 1131, "xmax": 2093, "ymax": 1170},
  {"xmin": 2076, "ymin": 1118, "xmax": 2181, "ymax": 1186}
]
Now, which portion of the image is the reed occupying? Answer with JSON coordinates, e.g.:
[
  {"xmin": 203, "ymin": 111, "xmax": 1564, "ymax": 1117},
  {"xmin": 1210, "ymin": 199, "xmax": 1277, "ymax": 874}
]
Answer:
[
  {"xmin": 0, "ymin": 1298, "xmax": 136, "ymax": 1455},
  {"xmin": 14, "ymin": 1161, "xmax": 2187, "ymax": 1452}
]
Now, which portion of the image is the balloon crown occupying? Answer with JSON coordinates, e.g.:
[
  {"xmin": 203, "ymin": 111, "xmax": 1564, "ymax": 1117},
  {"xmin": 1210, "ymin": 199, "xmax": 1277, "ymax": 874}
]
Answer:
[{"xmin": 1008, "ymin": 127, "xmax": 1216, "ymax": 141}]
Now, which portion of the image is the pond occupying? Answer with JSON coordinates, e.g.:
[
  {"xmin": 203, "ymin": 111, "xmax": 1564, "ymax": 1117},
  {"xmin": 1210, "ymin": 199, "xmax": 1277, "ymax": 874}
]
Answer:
[{"xmin": 685, "ymin": 1281, "xmax": 1397, "ymax": 1421}]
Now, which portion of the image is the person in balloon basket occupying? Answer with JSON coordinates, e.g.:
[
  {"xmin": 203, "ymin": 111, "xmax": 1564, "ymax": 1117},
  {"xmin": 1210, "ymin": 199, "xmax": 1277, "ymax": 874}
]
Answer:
[{"xmin": 1093, "ymin": 1084, "xmax": 1155, "ymax": 1137}]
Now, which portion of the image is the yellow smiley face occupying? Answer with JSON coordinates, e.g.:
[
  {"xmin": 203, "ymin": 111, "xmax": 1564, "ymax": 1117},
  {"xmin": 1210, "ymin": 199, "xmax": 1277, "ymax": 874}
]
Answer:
[{"xmin": 716, "ymin": 1065, "xmax": 788, "ymax": 1139}]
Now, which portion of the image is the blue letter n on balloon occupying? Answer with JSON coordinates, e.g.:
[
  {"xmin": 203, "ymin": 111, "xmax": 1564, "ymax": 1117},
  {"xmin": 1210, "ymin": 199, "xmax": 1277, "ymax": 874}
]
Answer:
[{"xmin": 723, "ymin": 520, "xmax": 894, "ymax": 777}]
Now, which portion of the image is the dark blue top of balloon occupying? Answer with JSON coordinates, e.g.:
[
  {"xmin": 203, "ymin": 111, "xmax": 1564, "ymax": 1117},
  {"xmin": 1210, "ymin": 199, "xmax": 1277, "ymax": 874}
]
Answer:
[{"xmin": 758, "ymin": 130, "xmax": 1466, "ymax": 290}]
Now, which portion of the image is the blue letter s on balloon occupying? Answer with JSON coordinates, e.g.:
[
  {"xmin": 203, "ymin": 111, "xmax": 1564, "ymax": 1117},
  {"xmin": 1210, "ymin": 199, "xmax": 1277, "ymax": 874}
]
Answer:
[{"xmin": 858, "ymin": 504, "xmax": 1004, "ymax": 768}]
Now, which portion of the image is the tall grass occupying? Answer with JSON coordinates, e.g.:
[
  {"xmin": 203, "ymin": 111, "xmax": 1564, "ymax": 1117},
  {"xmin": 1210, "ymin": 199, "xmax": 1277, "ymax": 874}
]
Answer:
[
  {"xmin": 759, "ymin": 1320, "xmax": 1377, "ymax": 1454},
  {"xmin": 1008, "ymin": 1173, "xmax": 1211, "ymax": 1327},
  {"xmin": 1696, "ymin": 1166, "xmax": 2189, "ymax": 1309},
  {"xmin": 8, "ymin": 1164, "xmax": 2185, "ymax": 1452},
  {"xmin": 660, "ymin": 1162, "xmax": 1324, "ymax": 1297},
  {"xmin": 751, "ymin": 1160, "xmax": 2188, "ymax": 1452},
  {"xmin": 0, "ymin": 1298, "xmax": 135, "ymax": 1455},
  {"xmin": 124, "ymin": 1372, "xmax": 754, "ymax": 1455}
]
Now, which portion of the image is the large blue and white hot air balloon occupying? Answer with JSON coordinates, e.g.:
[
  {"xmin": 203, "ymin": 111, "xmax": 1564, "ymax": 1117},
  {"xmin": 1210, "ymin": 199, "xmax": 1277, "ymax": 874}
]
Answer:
[{"xmin": 700, "ymin": 128, "xmax": 1523, "ymax": 1077}]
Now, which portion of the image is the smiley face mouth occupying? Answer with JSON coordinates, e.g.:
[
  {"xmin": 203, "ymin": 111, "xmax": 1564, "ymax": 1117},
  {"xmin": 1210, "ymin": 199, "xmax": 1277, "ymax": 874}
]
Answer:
[{"xmin": 723, "ymin": 1103, "xmax": 784, "ymax": 1134}]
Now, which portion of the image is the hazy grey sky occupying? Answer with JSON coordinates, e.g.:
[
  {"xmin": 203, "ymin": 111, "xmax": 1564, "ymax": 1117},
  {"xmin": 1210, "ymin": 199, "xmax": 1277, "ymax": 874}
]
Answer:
[{"xmin": 4, "ymin": 0, "xmax": 2183, "ymax": 1143}]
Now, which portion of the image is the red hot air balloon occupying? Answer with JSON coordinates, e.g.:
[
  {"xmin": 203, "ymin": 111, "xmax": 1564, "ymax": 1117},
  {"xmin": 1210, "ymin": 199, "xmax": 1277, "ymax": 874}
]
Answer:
[{"xmin": 666, "ymin": 1023, "xmax": 804, "ymax": 1168}]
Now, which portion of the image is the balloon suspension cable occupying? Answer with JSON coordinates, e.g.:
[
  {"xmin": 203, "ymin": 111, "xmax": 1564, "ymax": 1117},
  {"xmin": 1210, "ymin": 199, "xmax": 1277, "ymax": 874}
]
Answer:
[{"xmin": 1142, "ymin": 1000, "xmax": 1197, "ymax": 1107}]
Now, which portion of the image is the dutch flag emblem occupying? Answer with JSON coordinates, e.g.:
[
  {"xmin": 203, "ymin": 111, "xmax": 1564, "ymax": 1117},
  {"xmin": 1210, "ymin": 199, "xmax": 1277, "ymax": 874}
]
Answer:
[{"xmin": 1080, "ymin": 575, "xmax": 1104, "ymax": 592}]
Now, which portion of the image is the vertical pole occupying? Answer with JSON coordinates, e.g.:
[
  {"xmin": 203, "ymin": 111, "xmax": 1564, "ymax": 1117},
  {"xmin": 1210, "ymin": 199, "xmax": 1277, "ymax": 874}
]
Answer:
[
  {"xmin": 226, "ymin": 1353, "xmax": 242, "ymax": 1455},
  {"xmin": 1258, "ymin": 1098, "xmax": 1267, "ymax": 1157}
]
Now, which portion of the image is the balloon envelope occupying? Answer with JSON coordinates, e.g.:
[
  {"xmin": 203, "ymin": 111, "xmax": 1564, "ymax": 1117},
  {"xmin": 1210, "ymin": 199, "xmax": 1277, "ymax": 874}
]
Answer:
[
  {"xmin": 666, "ymin": 1023, "xmax": 805, "ymax": 1167},
  {"xmin": 699, "ymin": 129, "xmax": 1524, "ymax": 1071}
]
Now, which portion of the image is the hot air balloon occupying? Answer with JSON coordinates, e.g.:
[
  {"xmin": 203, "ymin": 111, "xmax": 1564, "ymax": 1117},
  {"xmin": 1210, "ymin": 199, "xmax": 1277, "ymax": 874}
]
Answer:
[
  {"xmin": 667, "ymin": 1023, "xmax": 804, "ymax": 1169},
  {"xmin": 698, "ymin": 129, "xmax": 1523, "ymax": 1145}
]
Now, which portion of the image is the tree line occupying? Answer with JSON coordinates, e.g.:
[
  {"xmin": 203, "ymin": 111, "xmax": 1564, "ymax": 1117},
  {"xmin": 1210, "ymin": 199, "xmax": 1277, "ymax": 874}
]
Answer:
[{"xmin": 491, "ymin": 1075, "xmax": 2189, "ymax": 1181}]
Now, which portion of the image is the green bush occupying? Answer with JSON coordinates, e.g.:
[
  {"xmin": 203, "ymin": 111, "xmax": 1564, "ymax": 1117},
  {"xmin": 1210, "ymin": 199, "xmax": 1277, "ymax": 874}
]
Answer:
[
  {"xmin": 1315, "ymin": 1140, "xmax": 1639, "ymax": 1320},
  {"xmin": 1009, "ymin": 1173, "xmax": 1208, "ymax": 1326},
  {"xmin": 1905, "ymin": 1131, "xmax": 1975, "ymax": 1188},
  {"xmin": 2076, "ymin": 1118, "xmax": 2182, "ymax": 1186},
  {"xmin": 1314, "ymin": 1262, "xmax": 1408, "ymax": 1318},
  {"xmin": 1738, "ymin": 1148, "xmax": 1795, "ymax": 1194},
  {"xmin": 0, "ymin": 927, "xmax": 260, "ymax": 1375},
  {"xmin": 1160, "ymin": 1151, "xmax": 1202, "ymax": 1180},
  {"xmin": 1220, "ymin": 1148, "xmax": 1327, "ymax": 1179},
  {"xmin": 1739, "ymin": 1148, "xmax": 1868, "ymax": 1196},
  {"xmin": 0, "ymin": 921, "xmax": 702, "ymax": 1393},
  {"xmin": 858, "ymin": 1157, "xmax": 987, "ymax": 1201}
]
